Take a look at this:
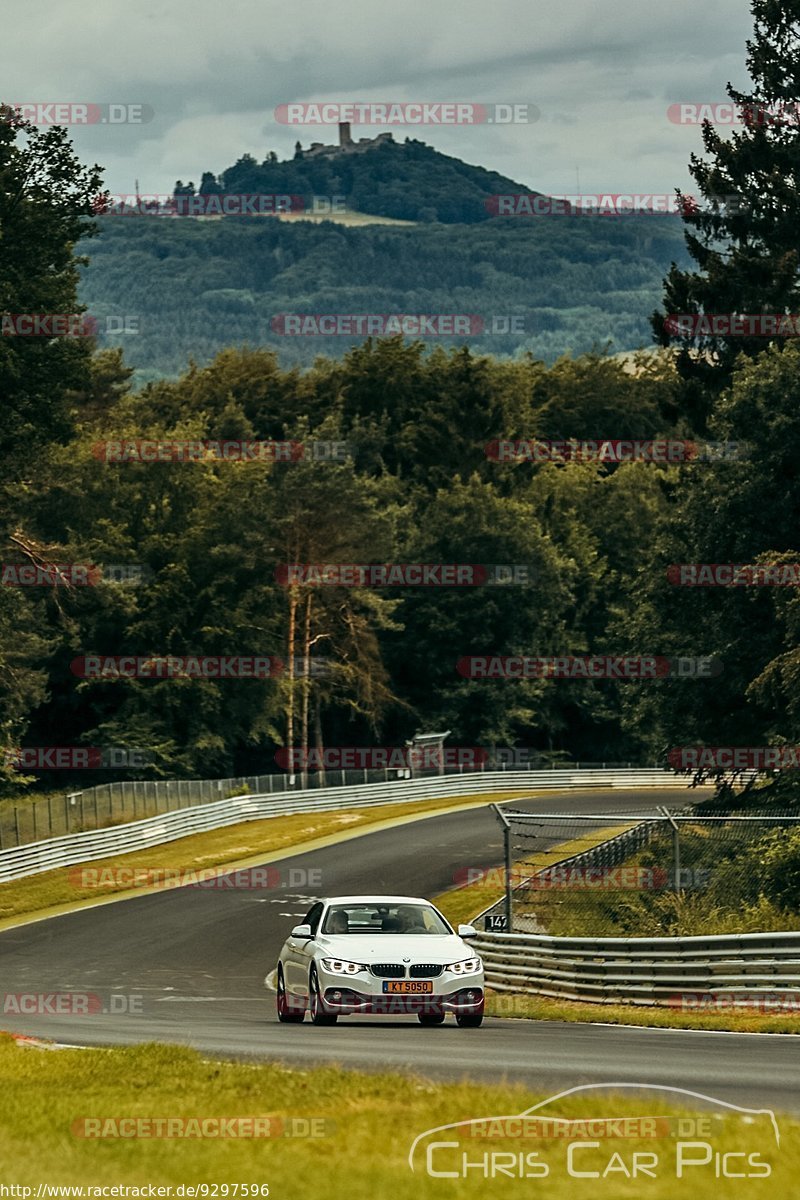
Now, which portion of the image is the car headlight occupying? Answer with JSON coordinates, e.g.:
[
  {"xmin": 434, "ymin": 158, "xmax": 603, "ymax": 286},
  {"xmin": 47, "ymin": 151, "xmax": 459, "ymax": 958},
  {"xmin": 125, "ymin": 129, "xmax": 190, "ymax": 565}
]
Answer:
[
  {"xmin": 320, "ymin": 958, "xmax": 366, "ymax": 975},
  {"xmin": 445, "ymin": 957, "xmax": 483, "ymax": 975}
]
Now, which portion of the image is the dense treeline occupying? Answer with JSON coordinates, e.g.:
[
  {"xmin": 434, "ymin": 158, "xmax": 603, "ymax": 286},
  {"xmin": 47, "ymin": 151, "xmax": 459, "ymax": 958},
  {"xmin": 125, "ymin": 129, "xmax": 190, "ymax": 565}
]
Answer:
[
  {"xmin": 81, "ymin": 212, "xmax": 690, "ymax": 382},
  {"xmin": 7, "ymin": 331, "xmax": 800, "ymax": 793},
  {"xmin": 4, "ymin": 340, "xmax": 688, "ymax": 787}
]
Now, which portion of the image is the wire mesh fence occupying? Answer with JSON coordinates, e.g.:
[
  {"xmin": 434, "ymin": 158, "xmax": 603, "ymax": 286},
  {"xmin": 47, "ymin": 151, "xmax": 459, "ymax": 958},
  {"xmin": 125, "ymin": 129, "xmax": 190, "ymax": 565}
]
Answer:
[
  {"xmin": 0, "ymin": 760, "xmax": 651, "ymax": 850},
  {"xmin": 479, "ymin": 807, "xmax": 800, "ymax": 937},
  {"xmin": 0, "ymin": 775, "xmax": 276, "ymax": 850}
]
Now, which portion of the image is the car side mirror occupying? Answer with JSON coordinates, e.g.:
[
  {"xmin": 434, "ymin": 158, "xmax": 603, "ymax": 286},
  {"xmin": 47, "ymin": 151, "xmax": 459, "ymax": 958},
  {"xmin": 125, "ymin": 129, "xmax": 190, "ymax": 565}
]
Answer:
[
  {"xmin": 458, "ymin": 923, "xmax": 477, "ymax": 938},
  {"xmin": 291, "ymin": 923, "xmax": 313, "ymax": 939}
]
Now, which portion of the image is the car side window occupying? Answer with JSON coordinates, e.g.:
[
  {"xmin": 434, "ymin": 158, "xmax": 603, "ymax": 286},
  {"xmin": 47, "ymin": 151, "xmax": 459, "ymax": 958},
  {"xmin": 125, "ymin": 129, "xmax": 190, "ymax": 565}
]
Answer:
[{"xmin": 304, "ymin": 902, "xmax": 324, "ymax": 935}]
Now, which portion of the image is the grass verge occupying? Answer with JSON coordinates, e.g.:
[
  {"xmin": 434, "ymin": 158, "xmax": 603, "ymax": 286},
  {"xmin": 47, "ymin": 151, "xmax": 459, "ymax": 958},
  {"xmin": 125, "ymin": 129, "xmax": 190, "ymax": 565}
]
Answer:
[
  {"xmin": 0, "ymin": 791, "xmax": 533, "ymax": 926},
  {"xmin": 0, "ymin": 1038, "xmax": 793, "ymax": 1198},
  {"xmin": 484, "ymin": 991, "xmax": 800, "ymax": 1035}
]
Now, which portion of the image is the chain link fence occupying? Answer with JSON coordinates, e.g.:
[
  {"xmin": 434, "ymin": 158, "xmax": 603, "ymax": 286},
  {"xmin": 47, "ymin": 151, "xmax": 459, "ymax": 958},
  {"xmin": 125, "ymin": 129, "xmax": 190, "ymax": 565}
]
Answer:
[
  {"xmin": 0, "ymin": 759, "xmax": 651, "ymax": 850},
  {"xmin": 481, "ymin": 807, "xmax": 800, "ymax": 937}
]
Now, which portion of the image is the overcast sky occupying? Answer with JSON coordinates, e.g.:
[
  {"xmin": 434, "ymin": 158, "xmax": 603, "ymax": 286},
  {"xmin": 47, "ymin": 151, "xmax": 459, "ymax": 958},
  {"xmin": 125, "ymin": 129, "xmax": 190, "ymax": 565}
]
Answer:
[{"xmin": 6, "ymin": 0, "xmax": 756, "ymax": 199}]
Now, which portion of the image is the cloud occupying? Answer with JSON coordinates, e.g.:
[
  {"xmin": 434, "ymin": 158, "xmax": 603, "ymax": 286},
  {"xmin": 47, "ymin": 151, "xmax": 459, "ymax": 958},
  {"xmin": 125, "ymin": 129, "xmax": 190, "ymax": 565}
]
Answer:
[{"xmin": 4, "ymin": 0, "xmax": 756, "ymax": 196}]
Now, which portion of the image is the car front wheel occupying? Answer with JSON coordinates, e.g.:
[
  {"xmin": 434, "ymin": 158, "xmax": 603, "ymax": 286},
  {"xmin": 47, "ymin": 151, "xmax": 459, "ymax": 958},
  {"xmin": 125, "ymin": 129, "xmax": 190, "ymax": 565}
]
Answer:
[
  {"xmin": 418, "ymin": 1010, "xmax": 445, "ymax": 1026},
  {"xmin": 276, "ymin": 966, "xmax": 305, "ymax": 1023},
  {"xmin": 309, "ymin": 966, "xmax": 338, "ymax": 1026},
  {"xmin": 455, "ymin": 1011, "xmax": 483, "ymax": 1027}
]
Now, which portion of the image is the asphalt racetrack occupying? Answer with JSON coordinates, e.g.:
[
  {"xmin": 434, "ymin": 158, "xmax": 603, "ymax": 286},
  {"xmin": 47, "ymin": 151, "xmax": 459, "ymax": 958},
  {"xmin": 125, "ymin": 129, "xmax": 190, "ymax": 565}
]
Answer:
[{"xmin": 2, "ymin": 788, "xmax": 799, "ymax": 1112}]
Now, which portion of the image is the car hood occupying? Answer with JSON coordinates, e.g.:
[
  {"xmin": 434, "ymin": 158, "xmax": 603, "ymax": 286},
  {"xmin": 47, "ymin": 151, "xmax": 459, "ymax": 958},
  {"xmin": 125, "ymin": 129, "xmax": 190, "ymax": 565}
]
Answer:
[{"xmin": 315, "ymin": 934, "xmax": 474, "ymax": 963}]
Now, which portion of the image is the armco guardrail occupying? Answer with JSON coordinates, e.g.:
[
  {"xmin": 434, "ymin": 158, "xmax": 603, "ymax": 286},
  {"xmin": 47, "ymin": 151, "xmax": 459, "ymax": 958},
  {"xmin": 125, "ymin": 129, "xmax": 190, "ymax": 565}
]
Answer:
[
  {"xmin": 0, "ymin": 759, "xmax": 664, "ymax": 848},
  {"xmin": 0, "ymin": 768, "xmax": 688, "ymax": 884},
  {"xmin": 471, "ymin": 929, "xmax": 800, "ymax": 1005}
]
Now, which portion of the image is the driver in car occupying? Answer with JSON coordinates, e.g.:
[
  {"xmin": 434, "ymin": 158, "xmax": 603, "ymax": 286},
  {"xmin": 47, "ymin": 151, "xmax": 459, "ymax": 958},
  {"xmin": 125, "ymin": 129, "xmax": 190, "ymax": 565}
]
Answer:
[
  {"xmin": 397, "ymin": 904, "xmax": 426, "ymax": 932},
  {"xmin": 328, "ymin": 909, "xmax": 348, "ymax": 934}
]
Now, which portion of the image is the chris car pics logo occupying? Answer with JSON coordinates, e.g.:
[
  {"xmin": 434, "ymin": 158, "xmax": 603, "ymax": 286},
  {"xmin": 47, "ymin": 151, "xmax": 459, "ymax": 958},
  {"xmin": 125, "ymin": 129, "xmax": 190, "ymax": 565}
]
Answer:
[{"xmin": 408, "ymin": 1083, "xmax": 780, "ymax": 1180}]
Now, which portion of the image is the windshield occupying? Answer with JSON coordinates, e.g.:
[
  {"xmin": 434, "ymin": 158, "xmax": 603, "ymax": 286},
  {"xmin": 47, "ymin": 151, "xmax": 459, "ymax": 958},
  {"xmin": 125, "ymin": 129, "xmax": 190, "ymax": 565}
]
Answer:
[{"xmin": 321, "ymin": 902, "xmax": 451, "ymax": 935}]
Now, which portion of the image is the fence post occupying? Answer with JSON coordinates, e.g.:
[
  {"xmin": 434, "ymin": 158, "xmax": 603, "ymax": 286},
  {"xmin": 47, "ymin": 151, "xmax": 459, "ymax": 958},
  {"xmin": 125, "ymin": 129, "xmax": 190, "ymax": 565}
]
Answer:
[
  {"xmin": 490, "ymin": 803, "xmax": 513, "ymax": 932},
  {"xmin": 659, "ymin": 806, "xmax": 681, "ymax": 892},
  {"xmin": 503, "ymin": 824, "xmax": 512, "ymax": 930}
]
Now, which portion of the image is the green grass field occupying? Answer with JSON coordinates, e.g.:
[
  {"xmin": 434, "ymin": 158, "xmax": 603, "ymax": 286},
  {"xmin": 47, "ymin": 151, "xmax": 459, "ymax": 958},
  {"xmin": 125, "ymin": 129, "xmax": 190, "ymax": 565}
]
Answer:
[{"xmin": 0, "ymin": 1038, "xmax": 793, "ymax": 1199}]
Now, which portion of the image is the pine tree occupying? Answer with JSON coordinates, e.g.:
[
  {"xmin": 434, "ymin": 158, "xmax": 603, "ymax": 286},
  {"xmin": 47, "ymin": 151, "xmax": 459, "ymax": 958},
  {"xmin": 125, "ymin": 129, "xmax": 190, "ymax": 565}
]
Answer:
[{"xmin": 653, "ymin": 0, "xmax": 800, "ymax": 429}]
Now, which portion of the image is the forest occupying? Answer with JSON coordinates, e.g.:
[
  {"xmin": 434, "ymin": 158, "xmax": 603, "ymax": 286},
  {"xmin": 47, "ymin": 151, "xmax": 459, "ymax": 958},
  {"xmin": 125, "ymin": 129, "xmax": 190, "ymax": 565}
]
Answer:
[{"xmin": 80, "ymin": 208, "xmax": 690, "ymax": 381}]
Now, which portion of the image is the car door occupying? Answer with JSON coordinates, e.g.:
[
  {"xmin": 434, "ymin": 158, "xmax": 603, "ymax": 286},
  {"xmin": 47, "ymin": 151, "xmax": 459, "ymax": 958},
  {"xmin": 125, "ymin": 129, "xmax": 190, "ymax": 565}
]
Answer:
[{"xmin": 285, "ymin": 901, "xmax": 324, "ymax": 996}]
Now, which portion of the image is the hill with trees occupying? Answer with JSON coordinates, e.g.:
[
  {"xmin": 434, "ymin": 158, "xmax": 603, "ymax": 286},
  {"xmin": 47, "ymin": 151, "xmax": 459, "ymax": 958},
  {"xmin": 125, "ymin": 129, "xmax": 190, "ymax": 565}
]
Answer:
[{"xmin": 201, "ymin": 136, "xmax": 535, "ymax": 225}]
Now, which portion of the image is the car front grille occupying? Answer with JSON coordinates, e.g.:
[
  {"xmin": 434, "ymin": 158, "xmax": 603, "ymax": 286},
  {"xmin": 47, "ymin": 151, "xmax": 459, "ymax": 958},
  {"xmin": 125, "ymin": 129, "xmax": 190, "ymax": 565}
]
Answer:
[
  {"xmin": 410, "ymin": 964, "xmax": 443, "ymax": 978},
  {"xmin": 370, "ymin": 963, "xmax": 405, "ymax": 978}
]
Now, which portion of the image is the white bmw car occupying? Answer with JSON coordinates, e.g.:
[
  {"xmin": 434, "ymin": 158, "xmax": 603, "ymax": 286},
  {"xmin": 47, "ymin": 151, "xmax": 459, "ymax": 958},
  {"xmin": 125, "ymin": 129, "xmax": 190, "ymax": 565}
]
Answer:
[{"xmin": 274, "ymin": 894, "xmax": 484, "ymax": 1026}]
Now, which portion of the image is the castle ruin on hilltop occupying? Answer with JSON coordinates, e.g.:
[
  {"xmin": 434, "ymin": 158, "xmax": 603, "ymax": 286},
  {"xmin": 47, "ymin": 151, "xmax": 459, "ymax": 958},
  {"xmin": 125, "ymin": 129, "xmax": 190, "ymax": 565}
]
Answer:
[{"xmin": 294, "ymin": 122, "xmax": 394, "ymax": 159}]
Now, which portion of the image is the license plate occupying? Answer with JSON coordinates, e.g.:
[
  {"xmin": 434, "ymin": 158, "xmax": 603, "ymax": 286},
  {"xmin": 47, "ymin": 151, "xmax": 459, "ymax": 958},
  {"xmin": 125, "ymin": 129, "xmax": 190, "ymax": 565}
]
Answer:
[{"xmin": 382, "ymin": 980, "xmax": 433, "ymax": 994}]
